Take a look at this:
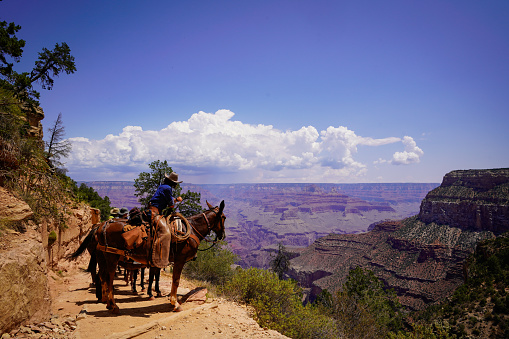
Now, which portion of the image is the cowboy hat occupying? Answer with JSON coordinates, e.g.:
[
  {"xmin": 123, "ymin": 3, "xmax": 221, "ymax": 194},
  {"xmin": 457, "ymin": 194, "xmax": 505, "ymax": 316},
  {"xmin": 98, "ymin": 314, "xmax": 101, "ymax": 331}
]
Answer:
[
  {"xmin": 164, "ymin": 172, "xmax": 183, "ymax": 184},
  {"xmin": 119, "ymin": 207, "xmax": 129, "ymax": 215},
  {"xmin": 110, "ymin": 208, "xmax": 120, "ymax": 215}
]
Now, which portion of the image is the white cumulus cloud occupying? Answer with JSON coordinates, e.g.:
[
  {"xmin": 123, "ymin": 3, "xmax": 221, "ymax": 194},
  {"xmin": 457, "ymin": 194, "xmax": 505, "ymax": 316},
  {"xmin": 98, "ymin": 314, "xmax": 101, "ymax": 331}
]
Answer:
[
  {"xmin": 390, "ymin": 136, "xmax": 424, "ymax": 165},
  {"xmin": 66, "ymin": 110, "xmax": 424, "ymax": 182}
]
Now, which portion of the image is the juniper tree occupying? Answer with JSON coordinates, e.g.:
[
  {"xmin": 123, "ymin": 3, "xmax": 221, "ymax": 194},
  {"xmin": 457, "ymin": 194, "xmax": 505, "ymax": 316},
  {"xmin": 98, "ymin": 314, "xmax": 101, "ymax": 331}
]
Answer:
[
  {"xmin": 134, "ymin": 160, "xmax": 202, "ymax": 216},
  {"xmin": 270, "ymin": 242, "xmax": 291, "ymax": 280}
]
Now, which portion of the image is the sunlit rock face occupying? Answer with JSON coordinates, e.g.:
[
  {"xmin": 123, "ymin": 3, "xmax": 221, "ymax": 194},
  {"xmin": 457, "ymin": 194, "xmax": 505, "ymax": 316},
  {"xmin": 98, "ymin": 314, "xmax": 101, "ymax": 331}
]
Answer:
[
  {"xmin": 419, "ymin": 168, "xmax": 509, "ymax": 234},
  {"xmin": 288, "ymin": 169, "xmax": 509, "ymax": 310}
]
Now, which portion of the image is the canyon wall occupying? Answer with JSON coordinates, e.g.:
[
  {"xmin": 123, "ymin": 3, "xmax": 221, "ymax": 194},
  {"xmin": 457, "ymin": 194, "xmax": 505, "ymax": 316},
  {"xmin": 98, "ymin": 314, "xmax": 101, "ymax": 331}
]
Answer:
[
  {"xmin": 0, "ymin": 188, "xmax": 98, "ymax": 335},
  {"xmin": 288, "ymin": 168, "xmax": 509, "ymax": 310},
  {"xmin": 419, "ymin": 168, "xmax": 509, "ymax": 234},
  {"xmin": 84, "ymin": 181, "xmax": 437, "ymax": 269}
]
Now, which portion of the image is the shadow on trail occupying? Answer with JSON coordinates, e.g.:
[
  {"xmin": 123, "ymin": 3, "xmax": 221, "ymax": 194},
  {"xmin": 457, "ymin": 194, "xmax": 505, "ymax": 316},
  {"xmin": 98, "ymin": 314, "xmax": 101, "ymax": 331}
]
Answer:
[{"xmin": 85, "ymin": 302, "xmax": 174, "ymax": 318}]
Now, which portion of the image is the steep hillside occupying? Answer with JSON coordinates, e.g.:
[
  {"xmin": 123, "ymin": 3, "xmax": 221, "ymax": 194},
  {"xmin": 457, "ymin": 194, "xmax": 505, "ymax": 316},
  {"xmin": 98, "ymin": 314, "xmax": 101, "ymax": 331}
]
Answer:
[
  {"xmin": 0, "ymin": 188, "xmax": 99, "ymax": 335},
  {"xmin": 288, "ymin": 168, "xmax": 509, "ymax": 310},
  {"xmin": 413, "ymin": 234, "xmax": 509, "ymax": 338}
]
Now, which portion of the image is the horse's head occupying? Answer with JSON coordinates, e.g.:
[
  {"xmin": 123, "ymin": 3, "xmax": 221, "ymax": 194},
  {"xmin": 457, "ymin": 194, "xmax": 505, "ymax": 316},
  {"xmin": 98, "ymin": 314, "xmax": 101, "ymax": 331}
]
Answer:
[{"xmin": 206, "ymin": 200, "xmax": 226, "ymax": 240}]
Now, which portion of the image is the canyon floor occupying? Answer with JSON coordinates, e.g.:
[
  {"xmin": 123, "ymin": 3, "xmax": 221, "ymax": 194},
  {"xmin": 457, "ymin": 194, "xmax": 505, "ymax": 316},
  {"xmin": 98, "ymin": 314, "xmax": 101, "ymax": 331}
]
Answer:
[{"xmin": 43, "ymin": 264, "xmax": 288, "ymax": 339}]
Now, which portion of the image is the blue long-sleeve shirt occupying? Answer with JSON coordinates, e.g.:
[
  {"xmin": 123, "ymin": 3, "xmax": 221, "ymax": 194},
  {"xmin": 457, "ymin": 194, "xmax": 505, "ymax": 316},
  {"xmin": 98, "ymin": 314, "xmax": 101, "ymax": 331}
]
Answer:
[{"xmin": 149, "ymin": 184, "xmax": 174, "ymax": 211}]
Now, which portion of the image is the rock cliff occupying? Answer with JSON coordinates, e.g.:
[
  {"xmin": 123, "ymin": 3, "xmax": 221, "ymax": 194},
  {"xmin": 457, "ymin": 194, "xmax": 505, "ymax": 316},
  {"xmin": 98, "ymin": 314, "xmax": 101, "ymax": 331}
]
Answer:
[
  {"xmin": 419, "ymin": 168, "xmax": 509, "ymax": 234},
  {"xmin": 0, "ymin": 188, "xmax": 98, "ymax": 335},
  {"xmin": 288, "ymin": 168, "xmax": 509, "ymax": 310}
]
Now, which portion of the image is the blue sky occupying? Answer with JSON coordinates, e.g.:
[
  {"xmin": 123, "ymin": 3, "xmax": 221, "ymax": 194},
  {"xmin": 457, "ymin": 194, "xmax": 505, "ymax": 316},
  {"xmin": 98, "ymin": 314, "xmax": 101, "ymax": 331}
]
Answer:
[{"xmin": 3, "ymin": 0, "xmax": 508, "ymax": 184}]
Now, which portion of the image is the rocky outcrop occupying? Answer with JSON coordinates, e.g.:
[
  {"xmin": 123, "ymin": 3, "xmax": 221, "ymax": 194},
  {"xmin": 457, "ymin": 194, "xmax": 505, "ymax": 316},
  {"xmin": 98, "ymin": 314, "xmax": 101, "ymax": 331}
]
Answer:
[
  {"xmin": 419, "ymin": 168, "xmax": 509, "ymax": 234},
  {"xmin": 0, "ymin": 187, "xmax": 97, "ymax": 335},
  {"xmin": 0, "ymin": 186, "xmax": 33, "ymax": 222},
  {"xmin": 288, "ymin": 169, "xmax": 509, "ymax": 310},
  {"xmin": 0, "ymin": 227, "xmax": 50, "ymax": 335},
  {"xmin": 24, "ymin": 106, "xmax": 45, "ymax": 139}
]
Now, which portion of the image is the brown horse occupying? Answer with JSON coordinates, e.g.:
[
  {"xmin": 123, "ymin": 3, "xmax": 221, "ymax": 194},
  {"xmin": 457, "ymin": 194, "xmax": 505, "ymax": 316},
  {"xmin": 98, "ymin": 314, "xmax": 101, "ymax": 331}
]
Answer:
[
  {"xmin": 69, "ymin": 222, "xmax": 161, "ymax": 300},
  {"xmin": 76, "ymin": 200, "xmax": 225, "ymax": 313}
]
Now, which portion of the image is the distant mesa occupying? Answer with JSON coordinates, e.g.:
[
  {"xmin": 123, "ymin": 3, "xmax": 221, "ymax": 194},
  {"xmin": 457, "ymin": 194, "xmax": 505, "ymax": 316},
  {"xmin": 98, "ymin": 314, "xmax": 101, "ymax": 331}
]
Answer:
[{"xmin": 288, "ymin": 168, "xmax": 509, "ymax": 310}]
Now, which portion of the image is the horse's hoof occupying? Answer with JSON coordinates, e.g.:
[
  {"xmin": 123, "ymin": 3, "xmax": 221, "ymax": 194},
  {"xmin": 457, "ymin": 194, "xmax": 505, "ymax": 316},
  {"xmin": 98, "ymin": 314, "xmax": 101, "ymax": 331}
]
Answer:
[
  {"xmin": 148, "ymin": 296, "xmax": 155, "ymax": 301},
  {"xmin": 111, "ymin": 307, "xmax": 120, "ymax": 314},
  {"xmin": 173, "ymin": 305, "xmax": 183, "ymax": 312},
  {"xmin": 141, "ymin": 288, "xmax": 145, "ymax": 293},
  {"xmin": 156, "ymin": 292, "xmax": 162, "ymax": 297}
]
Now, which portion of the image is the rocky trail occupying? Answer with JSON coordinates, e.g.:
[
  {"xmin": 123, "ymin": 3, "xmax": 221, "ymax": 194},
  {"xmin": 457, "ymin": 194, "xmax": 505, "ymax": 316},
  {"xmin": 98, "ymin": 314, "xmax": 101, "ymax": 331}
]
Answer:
[{"xmin": 5, "ymin": 263, "xmax": 288, "ymax": 339}]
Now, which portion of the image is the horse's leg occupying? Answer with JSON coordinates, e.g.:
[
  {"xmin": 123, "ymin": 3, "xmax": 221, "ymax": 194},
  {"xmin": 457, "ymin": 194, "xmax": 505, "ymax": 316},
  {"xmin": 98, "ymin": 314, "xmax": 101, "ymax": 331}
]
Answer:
[
  {"xmin": 94, "ymin": 274, "xmax": 102, "ymax": 301},
  {"xmin": 140, "ymin": 268, "xmax": 145, "ymax": 292},
  {"xmin": 169, "ymin": 261, "xmax": 184, "ymax": 312},
  {"xmin": 154, "ymin": 268, "xmax": 162, "ymax": 297},
  {"xmin": 124, "ymin": 267, "xmax": 129, "ymax": 286},
  {"xmin": 96, "ymin": 251, "xmax": 109, "ymax": 304},
  {"xmin": 101, "ymin": 253, "xmax": 120, "ymax": 313},
  {"xmin": 87, "ymin": 253, "xmax": 97, "ymax": 287},
  {"xmin": 131, "ymin": 269, "xmax": 138, "ymax": 293},
  {"xmin": 148, "ymin": 269, "xmax": 155, "ymax": 300}
]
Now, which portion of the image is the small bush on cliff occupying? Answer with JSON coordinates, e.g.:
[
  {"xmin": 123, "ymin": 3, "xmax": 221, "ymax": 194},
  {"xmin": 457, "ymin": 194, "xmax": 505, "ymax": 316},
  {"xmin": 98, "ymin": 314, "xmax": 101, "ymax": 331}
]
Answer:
[
  {"xmin": 223, "ymin": 267, "xmax": 338, "ymax": 338},
  {"xmin": 183, "ymin": 240, "xmax": 238, "ymax": 286},
  {"xmin": 48, "ymin": 230, "xmax": 57, "ymax": 246}
]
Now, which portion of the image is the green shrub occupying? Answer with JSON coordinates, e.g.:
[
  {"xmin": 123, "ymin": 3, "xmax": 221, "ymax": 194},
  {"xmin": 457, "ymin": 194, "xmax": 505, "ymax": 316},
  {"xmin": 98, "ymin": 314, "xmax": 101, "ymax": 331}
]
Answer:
[
  {"xmin": 183, "ymin": 240, "xmax": 237, "ymax": 286},
  {"xmin": 223, "ymin": 267, "xmax": 338, "ymax": 338},
  {"xmin": 48, "ymin": 230, "xmax": 57, "ymax": 246}
]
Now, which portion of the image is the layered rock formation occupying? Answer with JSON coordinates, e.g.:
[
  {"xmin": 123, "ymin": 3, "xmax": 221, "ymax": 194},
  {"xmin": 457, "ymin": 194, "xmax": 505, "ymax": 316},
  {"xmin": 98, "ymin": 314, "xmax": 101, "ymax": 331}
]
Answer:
[
  {"xmin": 83, "ymin": 181, "xmax": 438, "ymax": 269},
  {"xmin": 288, "ymin": 168, "xmax": 509, "ymax": 310},
  {"xmin": 419, "ymin": 169, "xmax": 509, "ymax": 234}
]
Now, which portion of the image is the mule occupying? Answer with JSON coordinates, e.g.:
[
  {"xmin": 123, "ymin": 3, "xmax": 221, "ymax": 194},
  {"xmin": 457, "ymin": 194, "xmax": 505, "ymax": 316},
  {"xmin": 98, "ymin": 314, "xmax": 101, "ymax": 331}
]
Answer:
[
  {"xmin": 69, "ymin": 225, "xmax": 162, "ymax": 301},
  {"xmin": 71, "ymin": 201, "xmax": 225, "ymax": 313}
]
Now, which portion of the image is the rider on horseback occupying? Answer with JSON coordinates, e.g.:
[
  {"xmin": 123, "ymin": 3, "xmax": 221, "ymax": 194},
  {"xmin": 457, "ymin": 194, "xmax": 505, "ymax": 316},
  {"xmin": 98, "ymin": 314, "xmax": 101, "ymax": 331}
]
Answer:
[{"xmin": 148, "ymin": 172, "xmax": 183, "ymax": 226}]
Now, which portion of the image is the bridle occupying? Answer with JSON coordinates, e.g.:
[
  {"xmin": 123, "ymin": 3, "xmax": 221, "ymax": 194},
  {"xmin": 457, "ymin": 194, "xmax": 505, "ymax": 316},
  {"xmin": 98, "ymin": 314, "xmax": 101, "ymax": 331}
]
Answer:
[{"xmin": 191, "ymin": 206, "xmax": 226, "ymax": 251}]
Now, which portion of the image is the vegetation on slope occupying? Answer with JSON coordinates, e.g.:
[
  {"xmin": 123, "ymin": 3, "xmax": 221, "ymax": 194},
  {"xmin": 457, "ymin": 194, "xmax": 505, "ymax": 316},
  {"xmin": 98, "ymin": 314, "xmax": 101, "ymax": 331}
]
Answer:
[
  {"xmin": 402, "ymin": 233, "xmax": 509, "ymax": 339},
  {"xmin": 184, "ymin": 233, "xmax": 509, "ymax": 339},
  {"xmin": 0, "ymin": 16, "xmax": 110, "ymax": 229}
]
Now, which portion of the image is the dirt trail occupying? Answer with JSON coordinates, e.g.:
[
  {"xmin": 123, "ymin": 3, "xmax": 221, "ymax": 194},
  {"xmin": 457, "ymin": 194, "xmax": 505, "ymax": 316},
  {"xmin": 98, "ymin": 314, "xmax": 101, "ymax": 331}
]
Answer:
[{"xmin": 46, "ymin": 264, "xmax": 289, "ymax": 339}]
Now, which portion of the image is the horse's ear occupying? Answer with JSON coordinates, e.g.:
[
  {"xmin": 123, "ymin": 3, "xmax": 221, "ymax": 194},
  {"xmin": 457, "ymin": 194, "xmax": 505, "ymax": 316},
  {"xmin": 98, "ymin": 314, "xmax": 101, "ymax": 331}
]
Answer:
[
  {"xmin": 206, "ymin": 200, "xmax": 213, "ymax": 209},
  {"xmin": 218, "ymin": 200, "xmax": 225, "ymax": 214}
]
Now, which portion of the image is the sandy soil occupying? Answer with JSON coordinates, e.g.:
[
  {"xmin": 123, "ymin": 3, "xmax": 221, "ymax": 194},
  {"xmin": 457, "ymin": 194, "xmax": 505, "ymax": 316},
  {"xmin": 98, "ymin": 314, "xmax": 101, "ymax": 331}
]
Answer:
[{"xmin": 47, "ymin": 264, "xmax": 289, "ymax": 339}]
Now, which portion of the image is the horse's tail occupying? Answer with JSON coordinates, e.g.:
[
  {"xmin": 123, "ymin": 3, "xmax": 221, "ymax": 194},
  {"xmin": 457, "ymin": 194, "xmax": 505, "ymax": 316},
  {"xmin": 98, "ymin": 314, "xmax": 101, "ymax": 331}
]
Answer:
[
  {"xmin": 67, "ymin": 224, "xmax": 99, "ymax": 260},
  {"xmin": 87, "ymin": 249, "xmax": 97, "ymax": 273}
]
